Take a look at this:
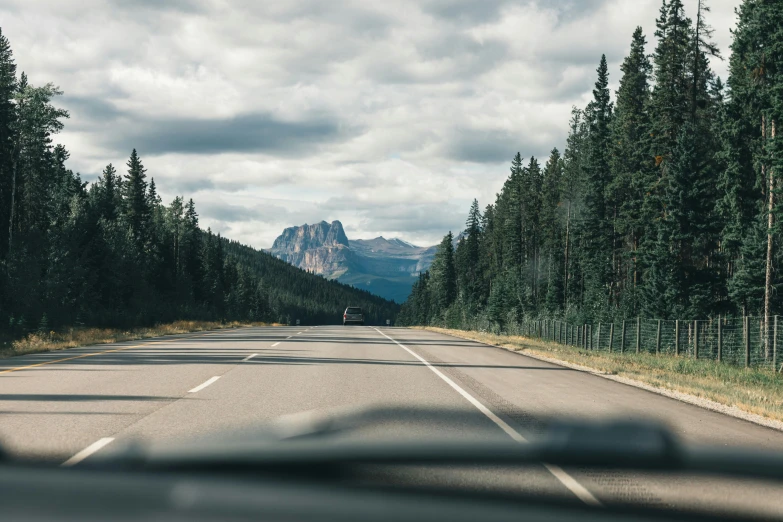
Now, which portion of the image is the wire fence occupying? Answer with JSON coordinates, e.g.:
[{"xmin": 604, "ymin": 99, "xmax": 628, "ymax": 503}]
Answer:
[{"xmin": 495, "ymin": 316, "xmax": 782, "ymax": 372}]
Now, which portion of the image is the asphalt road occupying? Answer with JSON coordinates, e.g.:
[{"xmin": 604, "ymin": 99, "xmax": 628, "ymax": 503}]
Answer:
[{"xmin": 1, "ymin": 325, "xmax": 783, "ymax": 517}]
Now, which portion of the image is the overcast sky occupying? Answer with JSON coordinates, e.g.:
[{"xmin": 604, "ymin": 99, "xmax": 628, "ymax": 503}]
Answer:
[{"xmin": 1, "ymin": 0, "xmax": 740, "ymax": 248}]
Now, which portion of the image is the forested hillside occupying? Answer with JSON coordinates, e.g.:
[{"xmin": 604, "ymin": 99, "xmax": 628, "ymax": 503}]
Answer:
[
  {"xmin": 0, "ymin": 28, "xmax": 397, "ymax": 336},
  {"xmin": 400, "ymin": 0, "xmax": 783, "ymax": 329}
]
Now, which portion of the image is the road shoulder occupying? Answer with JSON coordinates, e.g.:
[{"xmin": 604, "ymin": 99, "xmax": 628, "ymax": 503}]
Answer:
[{"xmin": 418, "ymin": 326, "xmax": 783, "ymax": 433}]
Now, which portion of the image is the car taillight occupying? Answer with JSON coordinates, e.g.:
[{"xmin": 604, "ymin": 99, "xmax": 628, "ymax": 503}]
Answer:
[{"xmin": 343, "ymin": 313, "xmax": 347, "ymax": 318}]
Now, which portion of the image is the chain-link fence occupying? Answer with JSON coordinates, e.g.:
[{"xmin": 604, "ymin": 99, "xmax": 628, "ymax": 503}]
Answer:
[{"xmin": 512, "ymin": 316, "xmax": 782, "ymax": 372}]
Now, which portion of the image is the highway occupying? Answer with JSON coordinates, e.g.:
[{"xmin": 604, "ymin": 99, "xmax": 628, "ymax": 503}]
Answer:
[{"xmin": 1, "ymin": 325, "xmax": 783, "ymax": 516}]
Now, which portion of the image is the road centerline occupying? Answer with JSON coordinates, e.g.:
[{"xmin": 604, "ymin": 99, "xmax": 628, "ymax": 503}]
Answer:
[
  {"xmin": 62, "ymin": 437, "xmax": 115, "ymax": 467},
  {"xmin": 373, "ymin": 328, "xmax": 601, "ymax": 507},
  {"xmin": 189, "ymin": 376, "xmax": 220, "ymax": 393}
]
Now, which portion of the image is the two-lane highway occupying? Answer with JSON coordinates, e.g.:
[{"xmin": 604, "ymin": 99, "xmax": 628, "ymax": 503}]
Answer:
[{"xmin": 1, "ymin": 326, "xmax": 783, "ymax": 516}]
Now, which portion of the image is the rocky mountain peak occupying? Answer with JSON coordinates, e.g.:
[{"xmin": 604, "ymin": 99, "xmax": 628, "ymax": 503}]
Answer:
[
  {"xmin": 271, "ymin": 220, "xmax": 349, "ymax": 253},
  {"xmin": 269, "ymin": 220, "xmax": 438, "ymax": 303}
]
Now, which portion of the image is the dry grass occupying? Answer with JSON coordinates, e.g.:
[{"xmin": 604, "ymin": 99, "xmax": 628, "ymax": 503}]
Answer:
[
  {"xmin": 422, "ymin": 327, "xmax": 783, "ymax": 423},
  {"xmin": 1, "ymin": 320, "xmax": 280, "ymax": 359}
]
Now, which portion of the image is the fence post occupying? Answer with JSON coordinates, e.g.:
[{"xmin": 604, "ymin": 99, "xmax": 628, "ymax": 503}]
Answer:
[
  {"xmin": 675, "ymin": 320, "xmax": 680, "ymax": 356},
  {"xmin": 717, "ymin": 315, "xmax": 722, "ymax": 363},
  {"xmin": 745, "ymin": 316, "xmax": 750, "ymax": 368},
  {"xmin": 609, "ymin": 323, "xmax": 614, "ymax": 353},
  {"xmin": 597, "ymin": 323, "xmax": 602, "ymax": 351},
  {"xmin": 559, "ymin": 321, "xmax": 563, "ymax": 344},
  {"xmin": 694, "ymin": 320, "xmax": 699, "ymax": 359},
  {"xmin": 621, "ymin": 320, "xmax": 626, "ymax": 353},
  {"xmin": 584, "ymin": 325, "xmax": 587, "ymax": 349},
  {"xmin": 588, "ymin": 325, "xmax": 592, "ymax": 350},
  {"xmin": 636, "ymin": 317, "xmax": 641, "ymax": 353},
  {"xmin": 656, "ymin": 320, "xmax": 661, "ymax": 354},
  {"xmin": 588, "ymin": 324, "xmax": 592, "ymax": 350}
]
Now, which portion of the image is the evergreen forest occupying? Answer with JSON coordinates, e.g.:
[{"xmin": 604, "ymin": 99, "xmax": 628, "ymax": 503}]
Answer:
[
  {"xmin": 399, "ymin": 0, "xmax": 783, "ymax": 330},
  {"xmin": 0, "ymin": 27, "xmax": 398, "ymax": 337}
]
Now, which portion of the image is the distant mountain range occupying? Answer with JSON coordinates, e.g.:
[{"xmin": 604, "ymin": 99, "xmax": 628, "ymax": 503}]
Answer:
[{"xmin": 269, "ymin": 221, "xmax": 437, "ymax": 303}]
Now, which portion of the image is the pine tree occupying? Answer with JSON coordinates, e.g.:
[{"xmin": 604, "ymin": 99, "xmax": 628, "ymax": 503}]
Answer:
[
  {"xmin": 0, "ymin": 28, "xmax": 17, "ymax": 260},
  {"xmin": 431, "ymin": 232, "xmax": 457, "ymax": 315},
  {"xmin": 94, "ymin": 164, "xmax": 120, "ymax": 221},
  {"xmin": 181, "ymin": 198, "xmax": 203, "ymax": 300},
  {"xmin": 122, "ymin": 149, "xmax": 150, "ymax": 253},
  {"xmin": 457, "ymin": 199, "xmax": 482, "ymax": 310},
  {"xmin": 541, "ymin": 148, "xmax": 564, "ymax": 313},
  {"xmin": 649, "ymin": 0, "xmax": 693, "ymax": 161},
  {"xmin": 610, "ymin": 27, "xmax": 653, "ymax": 317},
  {"xmin": 582, "ymin": 55, "xmax": 614, "ymax": 319},
  {"xmin": 561, "ymin": 108, "xmax": 587, "ymax": 313},
  {"xmin": 520, "ymin": 157, "xmax": 543, "ymax": 310}
]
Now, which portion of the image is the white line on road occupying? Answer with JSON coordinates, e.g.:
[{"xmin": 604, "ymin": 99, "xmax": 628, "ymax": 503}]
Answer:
[
  {"xmin": 286, "ymin": 336, "xmax": 292, "ymax": 340},
  {"xmin": 189, "ymin": 376, "xmax": 220, "ymax": 393},
  {"xmin": 242, "ymin": 353, "xmax": 258, "ymax": 362},
  {"xmin": 62, "ymin": 437, "xmax": 114, "ymax": 467},
  {"xmin": 271, "ymin": 342, "xmax": 280, "ymax": 347},
  {"xmin": 374, "ymin": 328, "xmax": 601, "ymax": 508},
  {"xmin": 297, "ymin": 332, "xmax": 303, "ymax": 335}
]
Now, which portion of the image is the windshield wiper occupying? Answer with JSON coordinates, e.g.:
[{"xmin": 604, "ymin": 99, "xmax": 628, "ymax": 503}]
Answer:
[{"xmin": 81, "ymin": 408, "xmax": 783, "ymax": 483}]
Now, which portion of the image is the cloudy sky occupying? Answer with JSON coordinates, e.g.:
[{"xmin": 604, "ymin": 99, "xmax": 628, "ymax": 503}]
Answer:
[{"xmin": 1, "ymin": 0, "xmax": 740, "ymax": 248}]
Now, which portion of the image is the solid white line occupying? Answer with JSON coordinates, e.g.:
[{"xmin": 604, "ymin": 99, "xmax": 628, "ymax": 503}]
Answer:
[
  {"xmin": 242, "ymin": 353, "xmax": 258, "ymax": 362},
  {"xmin": 62, "ymin": 437, "xmax": 114, "ymax": 467},
  {"xmin": 189, "ymin": 376, "xmax": 220, "ymax": 393},
  {"xmin": 271, "ymin": 342, "xmax": 280, "ymax": 347},
  {"xmin": 374, "ymin": 328, "xmax": 601, "ymax": 507}
]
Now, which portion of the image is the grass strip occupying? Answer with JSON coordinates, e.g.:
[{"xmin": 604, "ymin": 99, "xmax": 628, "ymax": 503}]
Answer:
[
  {"xmin": 1, "ymin": 320, "xmax": 281, "ymax": 359},
  {"xmin": 421, "ymin": 327, "xmax": 783, "ymax": 423}
]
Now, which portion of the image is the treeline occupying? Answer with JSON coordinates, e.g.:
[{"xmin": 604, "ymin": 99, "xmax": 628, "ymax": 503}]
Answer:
[
  {"xmin": 400, "ymin": 0, "xmax": 783, "ymax": 328},
  {"xmin": 0, "ymin": 28, "xmax": 397, "ymax": 336}
]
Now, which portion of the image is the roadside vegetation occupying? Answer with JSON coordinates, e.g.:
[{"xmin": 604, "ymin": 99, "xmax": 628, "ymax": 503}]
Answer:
[
  {"xmin": 0, "ymin": 320, "xmax": 278, "ymax": 359},
  {"xmin": 424, "ymin": 327, "xmax": 783, "ymax": 423}
]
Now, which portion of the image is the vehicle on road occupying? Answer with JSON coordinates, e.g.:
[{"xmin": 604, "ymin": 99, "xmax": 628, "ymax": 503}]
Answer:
[{"xmin": 343, "ymin": 306, "xmax": 364, "ymax": 326}]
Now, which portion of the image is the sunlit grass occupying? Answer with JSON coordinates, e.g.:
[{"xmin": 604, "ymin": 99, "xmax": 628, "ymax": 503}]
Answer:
[
  {"xmin": 422, "ymin": 327, "xmax": 783, "ymax": 423},
  {"xmin": 2, "ymin": 320, "xmax": 280, "ymax": 359}
]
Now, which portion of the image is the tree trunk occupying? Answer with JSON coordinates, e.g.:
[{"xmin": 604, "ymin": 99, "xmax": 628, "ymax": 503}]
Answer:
[
  {"xmin": 7, "ymin": 139, "xmax": 19, "ymax": 271},
  {"xmin": 564, "ymin": 200, "xmax": 571, "ymax": 310},
  {"xmin": 765, "ymin": 118, "xmax": 776, "ymax": 358}
]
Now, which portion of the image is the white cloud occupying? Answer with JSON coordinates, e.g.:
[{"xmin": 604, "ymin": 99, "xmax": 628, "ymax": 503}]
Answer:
[{"xmin": 1, "ymin": 0, "xmax": 740, "ymax": 248}]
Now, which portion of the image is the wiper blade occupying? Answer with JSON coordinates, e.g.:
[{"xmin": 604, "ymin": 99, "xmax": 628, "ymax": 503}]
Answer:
[{"xmin": 87, "ymin": 411, "xmax": 783, "ymax": 483}]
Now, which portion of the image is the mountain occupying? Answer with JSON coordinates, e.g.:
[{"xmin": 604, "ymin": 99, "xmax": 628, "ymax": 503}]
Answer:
[
  {"xmin": 270, "ymin": 220, "xmax": 353, "ymax": 279},
  {"xmin": 269, "ymin": 221, "xmax": 437, "ymax": 303}
]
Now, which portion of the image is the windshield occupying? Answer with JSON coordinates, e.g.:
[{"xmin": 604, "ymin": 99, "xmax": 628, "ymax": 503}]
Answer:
[{"xmin": 1, "ymin": 1, "xmax": 782, "ymax": 520}]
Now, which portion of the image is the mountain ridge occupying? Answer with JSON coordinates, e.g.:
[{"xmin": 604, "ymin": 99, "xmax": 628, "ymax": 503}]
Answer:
[{"xmin": 269, "ymin": 221, "xmax": 437, "ymax": 302}]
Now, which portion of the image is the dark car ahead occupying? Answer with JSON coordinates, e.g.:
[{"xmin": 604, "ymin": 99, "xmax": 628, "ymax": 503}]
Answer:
[{"xmin": 343, "ymin": 307, "xmax": 364, "ymax": 326}]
